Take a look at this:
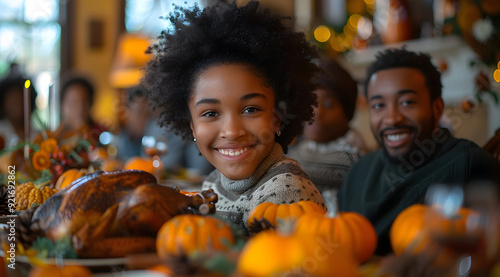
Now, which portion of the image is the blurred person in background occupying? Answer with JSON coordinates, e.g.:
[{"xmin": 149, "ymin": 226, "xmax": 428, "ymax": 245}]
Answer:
[
  {"xmin": 114, "ymin": 86, "xmax": 214, "ymax": 176},
  {"xmin": 0, "ymin": 63, "xmax": 37, "ymax": 147},
  {"xmin": 338, "ymin": 48, "xmax": 500, "ymax": 256},
  {"xmin": 59, "ymin": 76, "xmax": 106, "ymax": 143},
  {"xmin": 288, "ymin": 58, "xmax": 367, "ymax": 193}
]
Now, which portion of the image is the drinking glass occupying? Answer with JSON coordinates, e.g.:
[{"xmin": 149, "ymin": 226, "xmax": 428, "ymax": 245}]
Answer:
[{"xmin": 141, "ymin": 135, "xmax": 168, "ymax": 182}]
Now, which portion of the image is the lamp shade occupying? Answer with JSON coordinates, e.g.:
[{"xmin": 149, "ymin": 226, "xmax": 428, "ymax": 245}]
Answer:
[{"xmin": 109, "ymin": 33, "xmax": 151, "ymax": 88}]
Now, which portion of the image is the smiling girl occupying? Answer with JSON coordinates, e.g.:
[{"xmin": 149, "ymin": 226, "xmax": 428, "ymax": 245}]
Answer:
[{"xmin": 142, "ymin": 1, "xmax": 326, "ymax": 232}]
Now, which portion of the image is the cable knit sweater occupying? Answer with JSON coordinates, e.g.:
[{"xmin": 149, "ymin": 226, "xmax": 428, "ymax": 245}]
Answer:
[
  {"xmin": 201, "ymin": 142, "xmax": 326, "ymax": 233},
  {"xmin": 287, "ymin": 130, "xmax": 363, "ymax": 192}
]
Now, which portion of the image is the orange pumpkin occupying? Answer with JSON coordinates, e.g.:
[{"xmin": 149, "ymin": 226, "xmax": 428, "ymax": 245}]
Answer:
[
  {"xmin": 247, "ymin": 201, "xmax": 326, "ymax": 228},
  {"xmin": 156, "ymin": 215, "xmax": 235, "ymax": 258},
  {"xmin": 294, "ymin": 192, "xmax": 377, "ymax": 263},
  {"xmin": 100, "ymin": 158, "xmax": 124, "ymax": 172},
  {"xmin": 29, "ymin": 264, "xmax": 92, "ymax": 277},
  {"xmin": 124, "ymin": 156, "xmax": 157, "ymax": 176},
  {"xmin": 390, "ymin": 203, "xmax": 480, "ymax": 256},
  {"xmin": 148, "ymin": 264, "xmax": 173, "ymax": 275},
  {"xmin": 55, "ymin": 168, "xmax": 88, "ymax": 190},
  {"xmin": 0, "ymin": 253, "xmax": 6, "ymax": 277},
  {"xmin": 389, "ymin": 204, "xmax": 429, "ymax": 256},
  {"xmin": 237, "ymin": 229, "xmax": 359, "ymax": 277}
]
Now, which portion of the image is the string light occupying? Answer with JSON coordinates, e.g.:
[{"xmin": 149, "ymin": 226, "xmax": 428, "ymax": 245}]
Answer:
[
  {"xmin": 312, "ymin": 1, "xmax": 373, "ymax": 54},
  {"xmin": 494, "ymin": 69, "xmax": 500, "ymax": 83},
  {"xmin": 314, "ymin": 25, "xmax": 331, "ymax": 43}
]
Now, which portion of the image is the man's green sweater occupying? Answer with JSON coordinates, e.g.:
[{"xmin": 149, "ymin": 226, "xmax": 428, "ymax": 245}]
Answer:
[{"xmin": 338, "ymin": 129, "xmax": 500, "ymax": 255}]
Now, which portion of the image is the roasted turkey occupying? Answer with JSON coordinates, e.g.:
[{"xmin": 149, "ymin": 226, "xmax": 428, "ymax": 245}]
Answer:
[{"xmin": 32, "ymin": 170, "xmax": 218, "ymax": 258}]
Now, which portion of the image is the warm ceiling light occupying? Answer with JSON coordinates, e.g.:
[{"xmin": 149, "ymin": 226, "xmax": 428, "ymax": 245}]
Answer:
[{"xmin": 109, "ymin": 33, "xmax": 152, "ymax": 88}]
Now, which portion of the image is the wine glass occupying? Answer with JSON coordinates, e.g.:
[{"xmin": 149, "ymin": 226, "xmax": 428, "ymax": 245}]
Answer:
[
  {"xmin": 425, "ymin": 184, "xmax": 492, "ymax": 276},
  {"xmin": 141, "ymin": 135, "xmax": 168, "ymax": 182}
]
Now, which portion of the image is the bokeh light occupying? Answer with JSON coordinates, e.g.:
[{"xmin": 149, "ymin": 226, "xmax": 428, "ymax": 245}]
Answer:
[
  {"xmin": 494, "ymin": 69, "xmax": 500, "ymax": 82},
  {"xmin": 107, "ymin": 145, "xmax": 118, "ymax": 157},
  {"xmin": 348, "ymin": 14, "xmax": 363, "ymax": 29},
  {"xmin": 357, "ymin": 17, "xmax": 373, "ymax": 39},
  {"xmin": 314, "ymin": 25, "xmax": 331, "ymax": 42}
]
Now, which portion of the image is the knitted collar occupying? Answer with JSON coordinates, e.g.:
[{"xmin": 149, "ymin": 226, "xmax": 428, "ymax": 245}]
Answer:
[{"xmin": 219, "ymin": 142, "xmax": 283, "ymax": 194}]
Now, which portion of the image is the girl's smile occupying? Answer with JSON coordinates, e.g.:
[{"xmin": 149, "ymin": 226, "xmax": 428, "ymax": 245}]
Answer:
[{"xmin": 189, "ymin": 63, "xmax": 280, "ymax": 180}]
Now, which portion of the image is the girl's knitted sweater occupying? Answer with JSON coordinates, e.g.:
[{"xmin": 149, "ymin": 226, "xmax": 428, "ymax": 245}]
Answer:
[{"xmin": 201, "ymin": 142, "xmax": 326, "ymax": 233}]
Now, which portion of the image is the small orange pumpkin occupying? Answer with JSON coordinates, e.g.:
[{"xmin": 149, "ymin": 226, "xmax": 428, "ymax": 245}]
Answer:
[
  {"xmin": 156, "ymin": 214, "xmax": 235, "ymax": 258},
  {"xmin": 55, "ymin": 168, "xmax": 88, "ymax": 190},
  {"xmin": 389, "ymin": 204, "xmax": 430, "ymax": 256},
  {"xmin": 237, "ymin": 228, "xmax": 359, "ymax": 277},
  {"xmin": 148, "ymin": 264, "xmax": 173, "ymax": 275},
  {"xmin": 29, "ymin": 264, "xmax": 92, "ymax": 277},
  {"xmin": 0, "ymin": 253, "xmax": 6, "ymax": 277},
  {"xmin": 294, "ymin": 191, "xmax": 377, "ymax": 263},
  {"xmin": 247, "ymin": 201, "xmax": 326, "ymax": 228},
  {"xmin": 390, "ymin": 203, "xmax": 479, "ymax": 256},
  {"xmin": 124, "ymin": 156, "xmax": 157, "ymax": 176}
]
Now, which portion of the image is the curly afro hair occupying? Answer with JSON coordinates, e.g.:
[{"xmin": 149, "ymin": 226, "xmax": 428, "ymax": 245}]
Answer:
[
  {"xmin": 142, "ymin": 1, "xmax": 320, "ymax": 153},
  {"xmin": 365, "ymin": 48, "xmax": 442, "ymax": 101}
]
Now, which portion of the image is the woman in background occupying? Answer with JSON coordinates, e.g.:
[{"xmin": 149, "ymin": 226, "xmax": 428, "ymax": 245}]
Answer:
[
  {"xmin": 288, "ymin": 58, "xmax": 367, "ymax": 193},
  {"xmin": 59, "ymin": 76, "xmax": 106, "ymax": 143},
  {"xmin": 0, "ymin": 63, "xmax": 37, "ymax": 147}
]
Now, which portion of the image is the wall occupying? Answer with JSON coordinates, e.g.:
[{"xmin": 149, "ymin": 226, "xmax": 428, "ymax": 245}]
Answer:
[
  {"xmin": 67, "ymin": 0, "xmax": 499, "ymax": 146},
  {"xmin": 236, "ymin": 0, "xmax": 294, "ymax": 16},
  {"xmin": 70, "ymin": 0, "xmax": 122, "ymax": 131}
]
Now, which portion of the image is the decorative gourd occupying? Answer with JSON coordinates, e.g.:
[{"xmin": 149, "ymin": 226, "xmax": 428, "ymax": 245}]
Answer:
[
  {"xmin": 237, "ymin": 227, "xmax": 360, "ymax": 277},
  {"xmin": 247, "ymin": 201, "xmax": 326, "ymax": 228},
  {"xmin": 29, "ymin": 264, "xmax": 92, "ymax": 277},
  {"xmin": 294, "ymin": 191, "xmax": 377, "ymax": 263},
  {"xmin": 156, "ymin": 214, "xmax": 235, "ymax": 258},
  {"xmin": 390, "ymin": 203, "xmax": 479, "ymax": 256},
  {"xmin": 15, "ymin": 182, "xmax": 58, "ymax": 210},
  {"xmin": 55, "ymin": 168, "xmax": 88, "ymax": 190}
]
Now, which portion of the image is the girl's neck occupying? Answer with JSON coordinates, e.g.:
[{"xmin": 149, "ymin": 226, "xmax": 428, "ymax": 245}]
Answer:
[{"xmin": 220, "ymin": 142, "xmax": 283, "ymax": 193}]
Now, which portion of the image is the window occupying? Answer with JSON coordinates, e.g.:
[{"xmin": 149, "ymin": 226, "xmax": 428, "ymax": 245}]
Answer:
[
  {"xmin": 0, "ymin": 0, "xmax": 61, "ymax": 128},
  {"xmin": 125, "ymin": 0, "xmax": 205, "ymax": 35}
]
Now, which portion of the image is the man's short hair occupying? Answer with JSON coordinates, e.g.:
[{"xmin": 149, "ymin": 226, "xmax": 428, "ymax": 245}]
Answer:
[{"xmin": 364, "ymin": 48, "xmax": 442, "ymax": 101}]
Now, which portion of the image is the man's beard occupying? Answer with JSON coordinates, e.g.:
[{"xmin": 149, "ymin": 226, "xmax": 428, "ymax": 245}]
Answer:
[{"xmin": 381, "ymin": 124, "xmax": 438, "ymax": 166}]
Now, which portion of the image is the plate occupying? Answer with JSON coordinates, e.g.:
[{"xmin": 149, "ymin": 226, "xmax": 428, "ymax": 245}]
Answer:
[
  {"xmin": 16, "ymin": 255, "xmax": 127, "ymax": 267},
  {"xmin": 93, "ymin": 270, "xmax": 168, "ymax": 277},
  {"xmin": 0, "ymin": 215, "xmax": 17, "ymax": 225},
  {"xmin": 161, "ymin": 178, "xmax": 203, "ymax": 192}
]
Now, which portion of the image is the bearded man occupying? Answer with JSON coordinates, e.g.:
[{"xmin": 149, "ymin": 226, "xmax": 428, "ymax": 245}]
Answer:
[{"xmin": 338, "ymin": 48, "xmax": 500, "ymax": 255}]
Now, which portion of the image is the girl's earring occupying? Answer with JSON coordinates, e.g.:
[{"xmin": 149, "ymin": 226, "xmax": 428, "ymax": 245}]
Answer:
[
  {"xmin": 276, "ymin": 130, "xmax": 281, "ymax": 137},
  {"xmin": 193, "ymin": 138, "xmax": 197, "ymax": 142}
]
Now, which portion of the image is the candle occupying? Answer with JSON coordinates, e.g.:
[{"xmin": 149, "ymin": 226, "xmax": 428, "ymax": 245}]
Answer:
[
  {"xmin": 48, "ymin": 82, "xmax": 53, "ymax": 130},
  {"xmin": 24, "ymin": 79, "xmax": 31, "ymax": 161}
]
